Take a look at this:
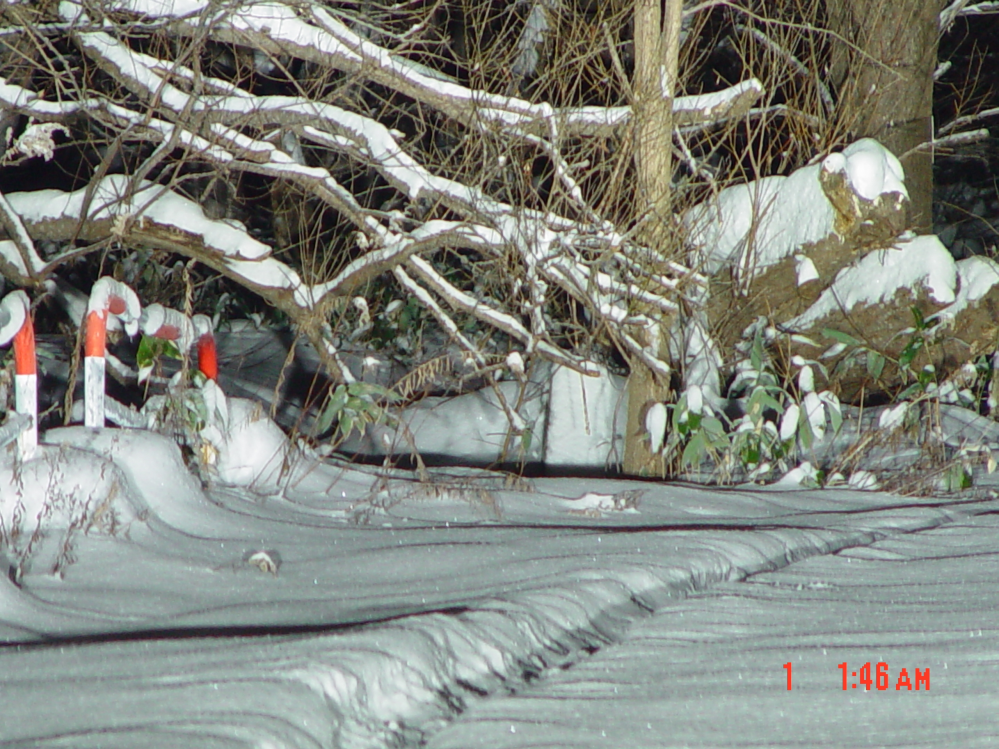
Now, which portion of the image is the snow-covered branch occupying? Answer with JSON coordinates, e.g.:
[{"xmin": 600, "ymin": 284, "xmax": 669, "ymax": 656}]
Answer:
[
  {"xmin": 392, "ymin": 266, "xmax": 487, "ymax": 369},
  {"xmin": 938, "ymin": 106, "xmax": 999, "ymax": 136},
  {"xmin": 97, "ymin": 0, "xmax": 761, "ymax": 140},
  {"xmin": 941, "ymin": 1, "xmax": 999, "ymax": 33},
  {"xmin": 0, "ymin": 189, "xmax": 44, "ymax": 282},
  {"xmin": 406, "ymin": 255, "xmax": 600, "ymax": 375},
  {"xmin": 0, "ymin": 0, "xmax": 728, "ymax": 391}
]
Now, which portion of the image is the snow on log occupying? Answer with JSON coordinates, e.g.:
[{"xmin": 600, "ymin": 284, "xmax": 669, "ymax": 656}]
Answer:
[
  {"xmin": 6, "ymin": 175, "xmax": 269, "ymax": 262},
  {"xmin": 783, "ymin": 236, "xmax": 958, "ymax": 400},
  {"xmin": 684, "ymin": 139, "xmax": 908, "ymax": 285},
  {"xmin": 683, "ymin": 139, "xmax": 912, "ymax": 381},
  {"xmin": 786, "ymin": 235, "xmax": 956, "ymax": 332},
  {"xmin": 926, "ymin": 256, "xmax": 999, "ymax": 376},
  {"xmin": 931, "ymin": 256, "xmax": 999, "ymax": 330}
]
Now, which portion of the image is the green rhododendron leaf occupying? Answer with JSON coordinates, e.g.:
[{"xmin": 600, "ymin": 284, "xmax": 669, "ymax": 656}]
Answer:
[
  {"xmin": 822, "ymin": 328, "xmax": 862, "ymax": 346},
  {"xmin": 867, "ymin": 351, "xmax": 885, "ymax": 381}
]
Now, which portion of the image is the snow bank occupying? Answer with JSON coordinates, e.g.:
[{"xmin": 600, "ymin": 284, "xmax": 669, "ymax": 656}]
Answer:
[
  {"xmin": 342, "ymin": 361, "xmax": 627, "ymax": 469},
  {"xmin": 0, "ymin": 441, "xmax": 144, "ymax": 579},
  {"xmin": 0, "ymin": 414, "xmax": 991, "ymax": 748},
  {"xmin": 545, "ymin": 362, "xmax": 627, "ymax": 470},
  {"xmin": 0, "ymin": 445, "xmax": 975, "ymax": 745},
  {"xmin": 210, "ymin": 397, "xmax": 291, "ymax": 493},
  {"xmin": 342, "ymin": 375, "xmax": 549, "ymax": 464}
]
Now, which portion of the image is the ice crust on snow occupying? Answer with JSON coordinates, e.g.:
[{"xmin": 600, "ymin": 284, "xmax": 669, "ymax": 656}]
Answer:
[{"xmin": 425, "ymin": 517, "xmax": 999, "ymax": 749}]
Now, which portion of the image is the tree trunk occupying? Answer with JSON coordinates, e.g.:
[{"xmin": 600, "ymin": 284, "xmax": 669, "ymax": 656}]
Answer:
[
  {"xmin": 828, "ymin": 0, "xmax": 939, "ymax": 232},
  {"xmin": 622, "ymin": 0, "xmax": 683, "ymax": 476}
]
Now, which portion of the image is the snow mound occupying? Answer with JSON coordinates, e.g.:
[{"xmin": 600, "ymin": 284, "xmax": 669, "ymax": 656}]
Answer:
[
  {"xmin": 684, "ymin": 138, "xmax": 907, "ymax": 281},
  {"xmin": 211, "ymin": 397, "xmax": 292, "ymax": 493},
  {"xmin": 0, "ymin": 441, "xmax": 143, "ymax": 578},
  {"xmin": 343, "ymin": 361, "xmax": 626, "ymax": 469}
]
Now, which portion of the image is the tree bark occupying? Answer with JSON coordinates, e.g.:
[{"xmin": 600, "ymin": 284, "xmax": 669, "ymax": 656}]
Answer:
[
  {"xmin": 828, "ymin": 0, "xmax": 939, "ymax": 232},
  {"xmin": 623, "ymin": 0, "xmax": 683, "ymax": 476}
]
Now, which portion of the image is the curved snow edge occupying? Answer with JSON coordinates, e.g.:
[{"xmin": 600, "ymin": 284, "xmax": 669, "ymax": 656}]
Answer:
[{"xmin": 331, "ymin": 505, "xmax": 966, "ymax": 747}]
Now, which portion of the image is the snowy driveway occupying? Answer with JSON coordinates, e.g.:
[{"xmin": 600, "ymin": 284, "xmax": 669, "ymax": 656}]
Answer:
[
  {"xmin": 2, "ymin": 429, "xmax": 997, "ymax": 747},
  {"xmin": 429, "ymin": 514, "xmax": 999, "ymax": 749}
]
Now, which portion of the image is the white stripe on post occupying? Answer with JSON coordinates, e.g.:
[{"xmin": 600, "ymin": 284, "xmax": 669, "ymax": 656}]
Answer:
[
  {"xmin": 85, "ymin": 278, "xmax": 141, "ymax": 428},
  {"xmin": 84, "ymin": 309, "xmax": 108, "ymax": 428}
]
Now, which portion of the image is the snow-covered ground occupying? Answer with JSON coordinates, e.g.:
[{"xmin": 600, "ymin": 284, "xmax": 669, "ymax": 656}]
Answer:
[
  {"xmin": 3, "ymin": 413, "xmax": 999, "ymax": 748},
  {"xmin": 428, "ymin": 512, "xmax": 999, "ymax": 749},
  {"xmin": 3, "ymin": 2, "xmax": 999, "ymax": 744}
]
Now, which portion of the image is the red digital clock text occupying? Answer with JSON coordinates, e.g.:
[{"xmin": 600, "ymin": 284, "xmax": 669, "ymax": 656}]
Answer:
[
  {"xmin": 782, "ymin": 662, "xmax": 930, "ymax": 690},
  {"xmin": 837, "ymin": 661, "xmax": 929, "ymax": 691}
]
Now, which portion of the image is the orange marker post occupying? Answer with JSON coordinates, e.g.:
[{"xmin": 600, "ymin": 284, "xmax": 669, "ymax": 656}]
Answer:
[
  {"xmin": 1, "ymin": 290, "xmax": 37, "ymax": 456},
  {"xmin": 85, "ymin": 278, "xmax": 141, "ymax": 428},
  {"xmin": 193, "ymin": 315, "xmax": 218, "ymax": 381},
  {"xmin": 139, "ymin": 305, "xmax": 217, "ymax": 380}
]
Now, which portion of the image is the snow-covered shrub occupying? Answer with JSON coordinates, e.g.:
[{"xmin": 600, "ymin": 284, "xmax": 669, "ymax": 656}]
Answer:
[
  {"xmin": 0, "ymin": 445, "xmax": 141, "ymax": 579},
  {"xmin": 658, "ymin": 320, "xmax": 842, "ymax": 483},
  {"xmin": 316, "ymin": 381, "xmax": 400, "ymax": 446},
  {"xmin": 0, "ymin": 0, "xmax": 715, "ymax": 402},
  {"xmin": 136, "ymin": 334, "xmax": 184, "ymax": 385},
  {"xmin": 140, "ymin": 372, "xmax": 229, "ymax": 466}
]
